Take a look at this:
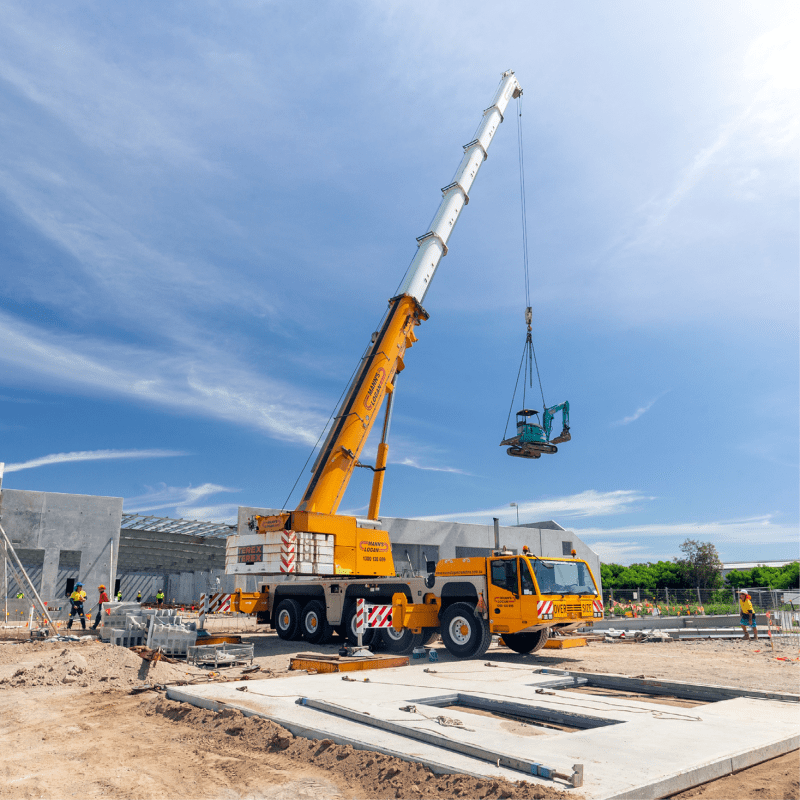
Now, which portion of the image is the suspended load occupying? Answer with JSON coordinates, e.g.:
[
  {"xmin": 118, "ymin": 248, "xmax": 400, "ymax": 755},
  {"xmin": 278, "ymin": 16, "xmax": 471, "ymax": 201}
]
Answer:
[
  {"xmin": 499, "ymin": 97, "xmax": 572, "ymax": 461},
  {"xmin": 500, "ymin": 308, "xmax": 571, "ymax": 460},
  {"xmin": 501, "ymin": 403, "xmax": 570, "ymax": 459}
]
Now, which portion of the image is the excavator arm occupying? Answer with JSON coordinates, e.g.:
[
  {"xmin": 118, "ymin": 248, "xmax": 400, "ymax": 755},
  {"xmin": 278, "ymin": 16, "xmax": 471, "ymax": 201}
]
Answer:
[{"xmin": 544, "ymin": 401, "xmax": 570, "ymax": 443}]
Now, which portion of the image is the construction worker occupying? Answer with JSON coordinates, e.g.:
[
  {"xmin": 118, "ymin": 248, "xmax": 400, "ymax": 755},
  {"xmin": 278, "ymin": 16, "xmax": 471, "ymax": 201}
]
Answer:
[
  {"xmin": 739, "ymin": 589, "xmax": 758, "ymax": 640},
  {"xmin": 67, "ymin": 582, "xmax": 87, "ymax": 630},
  {"xmin": 136, "ymin": 590, "xmax": 142, "ymax": 603},
  {"xmin": 92, "ymin": 584, "xmax": 110, "ymax": 629},
  {"xmin": 115, "ymin": 589, "xmax": 122, "ymax": 602},
  {"xmin": 15, "ymin": 591, "xmax": 24, "ymax": 600},
  {"xmin": 156, "ymin": 589, "xmax": 165, "ymax": 607}
]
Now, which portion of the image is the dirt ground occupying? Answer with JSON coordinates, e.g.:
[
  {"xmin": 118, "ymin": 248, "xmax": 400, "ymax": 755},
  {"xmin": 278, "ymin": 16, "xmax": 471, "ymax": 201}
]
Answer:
[{"xmin": 0, "ymin": 632, "xmax": 797, "ymax": 800}]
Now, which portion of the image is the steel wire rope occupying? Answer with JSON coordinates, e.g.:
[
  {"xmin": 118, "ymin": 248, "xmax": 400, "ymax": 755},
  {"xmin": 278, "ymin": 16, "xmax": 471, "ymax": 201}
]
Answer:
[
  {"xmin": 517, "ymin": 97, "xmax": 547, "ymax": 413},
  {"xmin": 503, "ymin": 339, "xmax": 529, "ymax": 440},
  {"xmin": 502, "ymin": 96, "xmax": 548, "ymax": 439},
  {"xmin": 280, "ymin": 305, "xmax": 391, "ymax": 512},
  {"xmin": 516, "ymin": 94, "xmax": 531, "ymax": 310}
]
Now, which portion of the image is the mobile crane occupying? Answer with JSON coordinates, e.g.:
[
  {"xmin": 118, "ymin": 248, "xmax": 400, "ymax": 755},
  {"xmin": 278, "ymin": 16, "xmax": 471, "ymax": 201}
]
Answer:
[{"xmin": 227, "ymin": 71, "xmax": 602, "ymax": 657}]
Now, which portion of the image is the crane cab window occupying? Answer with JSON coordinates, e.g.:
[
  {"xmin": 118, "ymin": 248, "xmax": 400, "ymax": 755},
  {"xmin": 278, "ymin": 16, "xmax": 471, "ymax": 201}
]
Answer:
[
  {"xmin": 520, "ymin": 560, "xmax": 536, "ymax": 595},
  {"xmin": 491, "ymin": 559, "xmax": 518, "ymax": 596}
]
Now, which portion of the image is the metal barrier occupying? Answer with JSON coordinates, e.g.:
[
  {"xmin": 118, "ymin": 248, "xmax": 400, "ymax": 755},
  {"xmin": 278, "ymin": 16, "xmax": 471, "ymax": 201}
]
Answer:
[
  {"xmin": 767, "ymin": 610, "xmax": 800, "ymax": 650},
  {"xmin": 187, "ymin": 642, "xmax": 254, "ymax": 668}
]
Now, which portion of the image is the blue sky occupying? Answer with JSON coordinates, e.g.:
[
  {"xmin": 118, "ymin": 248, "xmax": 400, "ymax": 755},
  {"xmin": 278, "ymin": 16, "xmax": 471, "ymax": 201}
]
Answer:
[{"xmin": 1, "ymin": 1, "xmax": 797, "ymax": 566}]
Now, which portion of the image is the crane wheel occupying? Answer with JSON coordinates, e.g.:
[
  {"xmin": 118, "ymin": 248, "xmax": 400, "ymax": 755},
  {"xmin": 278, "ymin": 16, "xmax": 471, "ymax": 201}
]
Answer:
[
  {"xmin": 502, "ymin": 628, "xmax": 549, "ymax": 654},
  {"xmin": 301, "ymin": 600, "xmax": 333, "ymax": 644},
  {"xmin": 422, "ymin": 628, "xmax": 440, "ymax": 646},
  {"xmin": 380, "ymin": 625, "xmax": 426, "ymax": 655},
  {"xmin": 440, "ymin": 602, "xmax": 492, "ymax": 659},
  {"xmin": 274, "ymin": 598, "xmax": 302, "ymax": 641}
]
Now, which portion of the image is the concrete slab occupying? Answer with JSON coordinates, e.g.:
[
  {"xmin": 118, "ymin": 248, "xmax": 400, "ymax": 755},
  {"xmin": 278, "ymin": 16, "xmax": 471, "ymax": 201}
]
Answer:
[{"xmin": 166, "ymin": 660, "xmax": 800, "ymax": 799}]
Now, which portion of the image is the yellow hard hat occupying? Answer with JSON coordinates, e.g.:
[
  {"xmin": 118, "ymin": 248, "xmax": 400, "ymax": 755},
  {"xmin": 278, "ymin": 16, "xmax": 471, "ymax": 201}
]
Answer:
[{"xmin": 98, "ymin": 584, "xmax": 106, "ymax": 590}]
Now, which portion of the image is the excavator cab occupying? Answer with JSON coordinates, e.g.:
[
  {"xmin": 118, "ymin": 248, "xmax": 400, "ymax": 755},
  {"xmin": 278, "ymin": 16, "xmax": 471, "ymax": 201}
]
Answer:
[{"xmin": 502, "ymin": 409, "xmax": 558, "ymax": 459}]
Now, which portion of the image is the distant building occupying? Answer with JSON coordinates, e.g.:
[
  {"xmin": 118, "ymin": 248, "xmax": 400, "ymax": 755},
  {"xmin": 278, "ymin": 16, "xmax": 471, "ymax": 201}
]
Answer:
[{"xmin": 721, "ymin": 560, "xmax": 797, "ymax": 578}]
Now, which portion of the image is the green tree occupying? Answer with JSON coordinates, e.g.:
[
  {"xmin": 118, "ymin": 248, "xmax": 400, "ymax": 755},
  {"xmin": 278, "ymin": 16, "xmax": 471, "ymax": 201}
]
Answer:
[
  {"xmin": 725, "ymin": 562, "xmax": 799, "ymax": 590},
  {"xmin": 675, "ymin": 539, "xmax": 722, "ymax": 589},
  {"xmin": 601, "ymin": 563, "xmax": 625, "ymax": 589},
  {"xmin": 774, "ymin": 562, "xmax": 799, "ymax": 590}
]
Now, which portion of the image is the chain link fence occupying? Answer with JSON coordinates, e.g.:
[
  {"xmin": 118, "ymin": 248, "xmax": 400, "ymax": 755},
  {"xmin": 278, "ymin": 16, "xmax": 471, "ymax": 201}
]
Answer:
[{"xmin": 603, "ymin": 586, "xmax": 799, "ymax": 616}]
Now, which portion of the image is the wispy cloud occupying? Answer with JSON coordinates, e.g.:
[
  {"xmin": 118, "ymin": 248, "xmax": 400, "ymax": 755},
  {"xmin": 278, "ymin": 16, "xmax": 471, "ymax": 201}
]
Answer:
[
  {"xmin": 613, "ymin": 28, "xmax": 798, "ymax": 257},
  {"xmin": 612, "ymin": 392, "xmax": 668, "ymax": 426},
  {"xmin": 124, "ymin": 483, "xmax": 239, "ymax": 524},
  {"xmin": 0, "ymin": 310, "xmax": 324, "ymax": 446},
  {"xmin": 574, "ymin": 515, "xmax": 799, "ymax": 545},
  {"xmin": 3, "ymin": 448, "xmax": 185, "ymax": 473},
  {"xmin": 419, "ymin": 490, "xmax": 650, "ymax": 524},
  {"xmin": 394, "ymin": 457, "xmax": 471, "ymax": 475}
]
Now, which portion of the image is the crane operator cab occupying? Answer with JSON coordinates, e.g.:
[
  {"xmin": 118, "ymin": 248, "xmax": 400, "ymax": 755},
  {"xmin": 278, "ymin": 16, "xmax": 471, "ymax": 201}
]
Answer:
[{"xmin": 500, "ymin": 402, "xmax": 570, "ymax": 459}]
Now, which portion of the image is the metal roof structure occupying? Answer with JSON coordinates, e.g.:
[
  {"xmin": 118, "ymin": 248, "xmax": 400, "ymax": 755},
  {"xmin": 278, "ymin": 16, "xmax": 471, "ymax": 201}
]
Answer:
[{"xmin": 120, "ymin": 513, "xmax": 235, "ymax": 539}]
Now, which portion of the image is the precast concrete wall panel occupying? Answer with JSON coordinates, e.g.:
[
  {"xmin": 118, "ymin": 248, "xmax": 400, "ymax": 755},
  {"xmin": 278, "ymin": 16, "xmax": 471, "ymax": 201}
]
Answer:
[{"xmin": 0, "ymin": 489, "xmax": 122, "ymax": 604}]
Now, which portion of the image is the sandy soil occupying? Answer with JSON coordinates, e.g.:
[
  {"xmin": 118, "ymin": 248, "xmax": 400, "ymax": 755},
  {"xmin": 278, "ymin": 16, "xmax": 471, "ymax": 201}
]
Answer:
[{"xmin": 0, "ymin": 633, "xmax": 797, "ymax": 800}]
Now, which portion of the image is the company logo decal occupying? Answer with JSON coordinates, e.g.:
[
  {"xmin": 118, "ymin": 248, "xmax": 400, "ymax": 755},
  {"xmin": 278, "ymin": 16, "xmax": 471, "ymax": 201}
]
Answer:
[
  {"xmin": 359, "ymin": 540, "xmax": 389, "ymax": 553},
  {"xmin": 238, "ymin": 545, "xmax": 263, "ymax": 564},
  {"xmin": 363, "ymin": 367, "xmax": 387, "ymax": 411}
]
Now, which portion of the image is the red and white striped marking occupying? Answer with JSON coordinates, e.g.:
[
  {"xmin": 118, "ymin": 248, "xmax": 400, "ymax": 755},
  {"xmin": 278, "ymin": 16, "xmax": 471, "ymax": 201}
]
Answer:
[
  {"xmin": 281, "ymin": 530, "xmax": 296, "ymax": 574},
  {"xmin": 355, "ymin": 598, "xmax": 365, "ymax": 636},
  {"xmin": 366, "ymin": 604, "xmax": 393, "ymax": 628},
  {"xmin": 204, "ymin": 592, "xmax": 232, "ymax": 613},
  {"xmin": 593, "ymin": 599, "xmax": 604, "ymax": 618},
  {"xmin": 537, "ymin": 600, "xmax": 554, "ymax": 619}
]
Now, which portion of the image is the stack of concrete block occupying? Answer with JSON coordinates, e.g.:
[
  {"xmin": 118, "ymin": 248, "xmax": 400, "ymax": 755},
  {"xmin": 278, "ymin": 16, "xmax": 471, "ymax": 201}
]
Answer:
[
  {"xmin": 147, "ymin": 620, "xmax": 198, "ymax": 656},
  {"xmin": 97, "ymin": 602, "xmax": 197, "ymax": 653}
]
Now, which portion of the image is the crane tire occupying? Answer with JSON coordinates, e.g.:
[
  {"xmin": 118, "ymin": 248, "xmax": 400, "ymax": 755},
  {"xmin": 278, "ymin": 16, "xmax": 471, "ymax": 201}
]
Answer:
[
  {"xmin": 502, "ymin": 628, "xmax": 549, "ymax": 654},
  {"xmin": 342, "ymin": 601, "xmax": 376, "ymax": 647},
  {"xmin": 440, "ymin": 602, "xmax": 491, "ymax": 659},
  {"xmin": 422, "ymin": 628, "xmax": 440, "ymax": 646},
  {"xmin": 380, "ymin": 625, "xmax": 426, "ymax": 655},
  {"xmin": 301, "ymin": 600, "xmax": 333, "ymax": 644},
  {"xmin": 274, "ymin": 598, "xmax": 302, "ymax": 641}
]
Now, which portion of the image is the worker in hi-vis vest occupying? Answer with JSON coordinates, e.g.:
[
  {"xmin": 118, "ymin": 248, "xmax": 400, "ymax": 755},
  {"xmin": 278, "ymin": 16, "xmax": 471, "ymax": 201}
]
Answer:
[
  {"xmin": 156, "ymin": 590, "xmax": 165, "ymax": 606},
  {"xmin": 738, "ymin": 589, "xmax": 758, "ymax": 641},
  {"xmin": 67, "ymin": 583, "xmax": 87, "ymax": 630},
  {"xmin": 92, "ymin": 585, "xmax": 110, "ymax": 630}
]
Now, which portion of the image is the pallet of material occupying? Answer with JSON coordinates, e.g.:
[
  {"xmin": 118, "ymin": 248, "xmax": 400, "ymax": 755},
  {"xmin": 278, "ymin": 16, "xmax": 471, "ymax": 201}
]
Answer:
[{"xmin": 289, "ymin": 653, "xmax": 409, "ymax": 673}]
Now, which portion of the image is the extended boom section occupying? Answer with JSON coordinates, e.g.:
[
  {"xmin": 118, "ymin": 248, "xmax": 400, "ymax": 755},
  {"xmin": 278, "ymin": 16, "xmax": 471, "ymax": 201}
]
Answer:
[{"xmin": 236, "ymin": 71, "xmax": 523, "ymax": 579}]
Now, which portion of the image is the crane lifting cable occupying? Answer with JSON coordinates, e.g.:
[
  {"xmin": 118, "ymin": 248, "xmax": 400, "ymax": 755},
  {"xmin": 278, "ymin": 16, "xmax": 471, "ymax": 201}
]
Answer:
[{"xmin": 500, "ymin": 95, "xmax": 571, "ymax": 460}]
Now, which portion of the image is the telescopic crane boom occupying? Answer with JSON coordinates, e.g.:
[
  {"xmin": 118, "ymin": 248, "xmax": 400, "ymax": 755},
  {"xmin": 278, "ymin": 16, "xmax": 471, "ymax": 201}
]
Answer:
[{"xmin": 250, "ymin": 72, "xmax": 522, "ymax": 576}]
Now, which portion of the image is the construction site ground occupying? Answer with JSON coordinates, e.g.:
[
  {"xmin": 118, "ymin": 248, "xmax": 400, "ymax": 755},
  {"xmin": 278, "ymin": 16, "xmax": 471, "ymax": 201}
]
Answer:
[{"xmin": 0, "ymin": 630, "xmax": 797, "ymax": 800}]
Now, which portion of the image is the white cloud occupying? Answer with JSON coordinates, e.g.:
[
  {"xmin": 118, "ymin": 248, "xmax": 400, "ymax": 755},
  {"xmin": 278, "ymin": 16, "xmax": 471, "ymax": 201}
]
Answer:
[
  {"xmin": 124, "ymin": 483, "xmax": 239, "ymax": 519},
  {"xmin": 612, "ymin": 393, "xmax": 667, "ymax": 426},
  {"xmin": 4, "ymin": 448, "xmax": 185, "ymax": 473},
  {"xmin": 419, "ymin": 490, "xmax": 649, "ymax": 524},
  {"xmin": 393, "ymin": 457, "xmax": 471, "ymax": 475},
  {"xmin": 0, "ymin": 310, "xmax": 323, "ymax": 446},
  {"xmin": 574, "ymin": 515, "xmax": 799, "ymax": 545},
  {"xmin": 586, "ymin": 540, "xmax": 654, "ymax": 564}
]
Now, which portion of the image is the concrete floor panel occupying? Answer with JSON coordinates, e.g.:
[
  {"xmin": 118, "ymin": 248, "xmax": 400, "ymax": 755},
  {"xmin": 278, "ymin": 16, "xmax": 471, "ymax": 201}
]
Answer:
[{"xmin": 166, "ymin": 661, "xmax": 799, "ymax": 798}]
